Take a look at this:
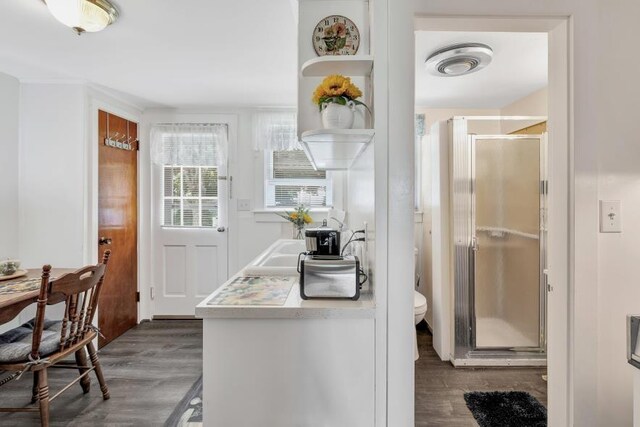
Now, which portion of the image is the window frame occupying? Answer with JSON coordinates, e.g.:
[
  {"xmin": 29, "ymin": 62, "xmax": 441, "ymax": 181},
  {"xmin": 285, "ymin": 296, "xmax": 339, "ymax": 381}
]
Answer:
[
  {"xmin": 263, "ymin": 150, "xmax": 333, "ymax": 209},
  {"xmin": 162, "ymin": 165, "xmax": 219, "ymax": 228}
]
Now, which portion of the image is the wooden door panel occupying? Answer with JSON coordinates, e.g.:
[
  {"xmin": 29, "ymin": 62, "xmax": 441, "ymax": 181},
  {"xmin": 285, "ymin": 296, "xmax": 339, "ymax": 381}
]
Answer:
[{"xmin": 98, "ymin": 110, "xmax": 138, "ymax": 347}]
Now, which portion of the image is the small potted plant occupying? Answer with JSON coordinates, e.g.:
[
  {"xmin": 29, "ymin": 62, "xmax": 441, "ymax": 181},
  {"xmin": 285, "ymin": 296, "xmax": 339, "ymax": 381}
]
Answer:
[
  {"xmin": 312, "ymin": 74, "xmax": 369, "ymax": 129},
  {"xmin": 277, "ymin": 205, "xmax": 313, "ymax": 239}
]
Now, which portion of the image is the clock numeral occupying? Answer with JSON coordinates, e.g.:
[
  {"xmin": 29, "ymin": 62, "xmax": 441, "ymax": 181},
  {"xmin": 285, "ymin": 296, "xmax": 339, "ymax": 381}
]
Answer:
[
  {"xmin": 324, "ymin": 20, "xmax": 329, "ymax": 25},
  {"xmin": 333, "ymin": 17, "xmax": 339, "ymax": 23}
]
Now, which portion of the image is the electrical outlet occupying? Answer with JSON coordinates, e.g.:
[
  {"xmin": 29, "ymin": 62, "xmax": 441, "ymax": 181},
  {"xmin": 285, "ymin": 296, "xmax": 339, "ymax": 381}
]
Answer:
[
  {"xmin": 600, "ymin": 200, "xmax": 622, "ymax": 233},
  {"xmin": 237, "ymin": 199, "xmax": 251, "ymax": 211}
]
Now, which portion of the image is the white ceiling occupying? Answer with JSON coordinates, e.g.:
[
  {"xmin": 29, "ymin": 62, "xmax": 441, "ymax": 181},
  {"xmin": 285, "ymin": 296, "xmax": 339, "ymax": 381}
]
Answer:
[
  {"xmin": 415, "ymin": 31, "xmax": 548, "ymax": 109},
  {"xmin": 0, "ymin": 0, "xmax": 298, "ymax": 109}
]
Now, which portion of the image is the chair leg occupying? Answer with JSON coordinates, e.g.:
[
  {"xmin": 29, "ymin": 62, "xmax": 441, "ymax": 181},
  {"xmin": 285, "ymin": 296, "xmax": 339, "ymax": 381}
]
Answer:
[
  {"xmin": 31, "ymin": 371, "xmax": 39, "ymax": 404},
  {"xmin": 86, "ymin": 342, "xmax": 109, "ymax": 400},
  {"xmin": 36, "ymin": 368, "xmax": 50, "ymax": 427},
  {"xmin": 75, "ymin": 348, "xmax": 91, "ymax": 394}
]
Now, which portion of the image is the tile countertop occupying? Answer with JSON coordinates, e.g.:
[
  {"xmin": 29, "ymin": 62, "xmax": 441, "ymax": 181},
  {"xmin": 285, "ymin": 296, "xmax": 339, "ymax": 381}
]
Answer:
[{"xmin": 195, "ymin": 273, "xmax": 375, "ymax": 320}]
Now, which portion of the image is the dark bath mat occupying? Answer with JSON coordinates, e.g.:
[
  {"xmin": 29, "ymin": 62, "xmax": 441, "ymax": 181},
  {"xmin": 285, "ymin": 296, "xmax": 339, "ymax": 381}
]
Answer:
[{"xmin": 464, "ymin": 391, "xmax": 547, "ymax": 427}]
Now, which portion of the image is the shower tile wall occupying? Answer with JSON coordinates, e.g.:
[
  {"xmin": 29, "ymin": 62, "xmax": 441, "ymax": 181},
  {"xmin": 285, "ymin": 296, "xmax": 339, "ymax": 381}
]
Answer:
[{"xmin": 474, "ymin": 137, "xmax": 540, "ymax": 348}]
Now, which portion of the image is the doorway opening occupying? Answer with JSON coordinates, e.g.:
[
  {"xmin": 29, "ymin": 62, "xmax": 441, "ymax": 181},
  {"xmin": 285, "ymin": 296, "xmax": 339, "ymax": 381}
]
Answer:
[{"xmin": 413, "ymin": 17, "xmax": 570, "ymax": 426}]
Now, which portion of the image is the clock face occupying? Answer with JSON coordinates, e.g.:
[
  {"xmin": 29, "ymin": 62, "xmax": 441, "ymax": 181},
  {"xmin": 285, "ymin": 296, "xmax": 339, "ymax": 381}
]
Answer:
[{"xmin": 312, "ymin": 15, "xmax": 360, "ymax": 56}]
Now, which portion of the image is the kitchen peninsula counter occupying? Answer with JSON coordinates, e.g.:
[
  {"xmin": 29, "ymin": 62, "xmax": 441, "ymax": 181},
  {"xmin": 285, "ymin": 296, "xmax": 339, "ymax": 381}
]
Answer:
[{"xmin": 196, "ymin": 239, "xmax": 376, "ymax": 427}]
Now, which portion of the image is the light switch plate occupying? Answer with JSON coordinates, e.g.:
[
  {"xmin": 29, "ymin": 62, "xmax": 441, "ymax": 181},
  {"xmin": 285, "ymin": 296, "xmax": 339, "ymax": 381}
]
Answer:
[
  {"xmin": 237, "ymin": 199, "xmax": 251, "ymax": 211},
  {"xmin": 600, "ymin": 200, "xmax": 622, "ymax": 233}
]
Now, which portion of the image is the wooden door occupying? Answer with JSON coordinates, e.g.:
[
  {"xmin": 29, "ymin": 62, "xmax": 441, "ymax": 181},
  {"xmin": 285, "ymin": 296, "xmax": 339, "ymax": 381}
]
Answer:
[{"xmin": 98, "ymin": 110, "xmax": 138, "ymax": 347}]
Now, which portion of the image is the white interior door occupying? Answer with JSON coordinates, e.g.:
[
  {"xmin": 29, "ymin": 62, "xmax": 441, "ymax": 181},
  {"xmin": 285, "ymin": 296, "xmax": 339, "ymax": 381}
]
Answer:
[{"xmin": 152, "ymin": 162, "xmax": 229, "ymax": 317}]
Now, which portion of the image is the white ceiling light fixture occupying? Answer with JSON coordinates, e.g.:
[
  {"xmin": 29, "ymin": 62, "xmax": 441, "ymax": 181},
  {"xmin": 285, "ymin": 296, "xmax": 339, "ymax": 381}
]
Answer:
[
  {"xmin": 425, "ymin": 43, "xmax": 493, "ymax": 77},
  {"xmin": 44, "ymin": 0, "xmax": 119, "ymax": 35}
]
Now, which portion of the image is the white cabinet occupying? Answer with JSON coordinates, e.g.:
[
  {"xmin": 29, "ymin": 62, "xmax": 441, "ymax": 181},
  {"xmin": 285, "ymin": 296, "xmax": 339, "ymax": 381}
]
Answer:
[{"xmin": 202, "ymin": 317, "xmax": 375, "ymax": 426}]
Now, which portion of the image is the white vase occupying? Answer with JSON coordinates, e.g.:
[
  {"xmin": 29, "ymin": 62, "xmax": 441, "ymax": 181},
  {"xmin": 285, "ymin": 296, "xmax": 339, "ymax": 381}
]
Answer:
[{"xmin": 321, "ymin": 101, "xmax": 355, "ymax": 129}]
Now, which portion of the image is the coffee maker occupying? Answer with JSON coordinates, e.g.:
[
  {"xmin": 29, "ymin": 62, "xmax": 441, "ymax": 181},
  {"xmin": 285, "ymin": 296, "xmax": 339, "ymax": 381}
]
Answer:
[{"xmin": 304, "ymin": 220, "xmax": 341, "ymax": 258}]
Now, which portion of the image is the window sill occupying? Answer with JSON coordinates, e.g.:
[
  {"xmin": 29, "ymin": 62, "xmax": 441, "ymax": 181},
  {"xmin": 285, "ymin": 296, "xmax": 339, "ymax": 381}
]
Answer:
[{"xmin": 253, "ymin": 208, "xmax": 331, "ymax": 223}]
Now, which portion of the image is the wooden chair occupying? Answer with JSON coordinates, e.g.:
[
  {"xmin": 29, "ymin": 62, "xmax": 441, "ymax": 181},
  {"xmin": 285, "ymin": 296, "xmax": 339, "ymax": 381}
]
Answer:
[{"xmin": 0, "ymin": 250, "xmax": 111, "ymax": 426}]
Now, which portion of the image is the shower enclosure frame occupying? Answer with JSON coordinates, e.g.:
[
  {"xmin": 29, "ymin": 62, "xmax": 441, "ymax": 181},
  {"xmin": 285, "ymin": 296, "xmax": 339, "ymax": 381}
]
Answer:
[{"xmin": 450, "ymin": 116, "xmax": 548, "ymax": 366}]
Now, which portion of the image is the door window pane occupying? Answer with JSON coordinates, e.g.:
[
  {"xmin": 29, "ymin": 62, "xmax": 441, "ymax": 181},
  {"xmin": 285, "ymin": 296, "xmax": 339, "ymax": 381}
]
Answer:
[{"xmin": 162, "ymin": 166, "xmax": 218, "ymax": 227}]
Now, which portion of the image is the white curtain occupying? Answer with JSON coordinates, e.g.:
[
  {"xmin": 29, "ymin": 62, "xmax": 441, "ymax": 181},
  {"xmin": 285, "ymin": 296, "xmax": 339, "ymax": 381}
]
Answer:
[
  {"xmin": 151, "ymin": 123, "xmax": 228, "ymax": 166},
  {"xmin": 253, "ymin": 111, "xmax": 301, "ymax": 151}
]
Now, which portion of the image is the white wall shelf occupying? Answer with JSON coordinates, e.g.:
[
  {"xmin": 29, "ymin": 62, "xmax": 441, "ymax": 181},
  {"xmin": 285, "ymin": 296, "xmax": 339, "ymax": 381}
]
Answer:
[
  {"xmin": 300, "ymin": 129, "xmax": 374, "ymax": 170},
  {"xmin": 301, "ymin": 55, "xmax": 374, "ymax": 77}
]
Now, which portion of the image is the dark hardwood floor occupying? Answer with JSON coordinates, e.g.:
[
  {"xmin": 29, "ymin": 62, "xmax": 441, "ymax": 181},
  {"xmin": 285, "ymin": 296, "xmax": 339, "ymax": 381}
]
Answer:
[
  {"xmin": 415, "ymin": 326, "xmax": 547, "ymax": 426},
  {"xmin": 1, "ymin": 319, "xmax": 546, "ymax": 426},
  {"xmin": 0, "ymin": 320, "xmax": 202, "ymax": 426}
]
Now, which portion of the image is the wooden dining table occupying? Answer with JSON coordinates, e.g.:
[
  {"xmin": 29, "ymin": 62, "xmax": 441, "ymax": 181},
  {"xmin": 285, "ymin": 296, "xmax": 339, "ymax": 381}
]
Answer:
[{"xmin": 0, "ymin": 268, "xmax": 75, "ymax": 325}]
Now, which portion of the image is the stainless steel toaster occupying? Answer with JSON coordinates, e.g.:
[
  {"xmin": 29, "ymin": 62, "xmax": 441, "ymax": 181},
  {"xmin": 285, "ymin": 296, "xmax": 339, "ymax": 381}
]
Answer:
[{"xmin": 299, "ymin": 255, "xmax": 360, "ymax": 300}]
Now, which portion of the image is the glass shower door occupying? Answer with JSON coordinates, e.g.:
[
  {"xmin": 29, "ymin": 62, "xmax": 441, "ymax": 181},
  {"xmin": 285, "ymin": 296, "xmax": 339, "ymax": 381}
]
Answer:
[{"xmin": 472, "ymin": 135, "xmax": 544, "ymax": 350}]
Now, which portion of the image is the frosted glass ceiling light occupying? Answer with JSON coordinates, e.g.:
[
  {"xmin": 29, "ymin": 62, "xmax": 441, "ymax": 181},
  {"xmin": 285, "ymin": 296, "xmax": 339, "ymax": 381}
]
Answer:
[{"xmin": 44, "ymin": 0, "xmax": 119, "ymax": 34}]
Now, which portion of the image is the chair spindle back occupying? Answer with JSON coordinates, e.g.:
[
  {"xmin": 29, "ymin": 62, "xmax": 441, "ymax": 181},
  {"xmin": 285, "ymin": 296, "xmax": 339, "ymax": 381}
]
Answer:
[{"xmin": 30, "ymin": 251, "xmax": 111, "ymax": 359}]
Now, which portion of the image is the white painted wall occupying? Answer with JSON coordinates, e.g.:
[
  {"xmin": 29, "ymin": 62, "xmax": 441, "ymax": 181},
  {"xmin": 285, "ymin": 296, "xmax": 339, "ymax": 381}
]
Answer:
[
  {"xmin": 0, "ymin": 72, "xmax": 19, "ymax": 260},
  {"xmin": 18, "ymin": 83, "xmax": 87, "ymax": 269},
  {"xmin": 501, "ymin": 87, "xmax": 548, "ymax": 118},
  {"xmin": 384, "ymin": 0, "xmax": 416, "ymax": 424},
  {"xmin": 501, "ymin": 87, "xmax": 548, "ymax": 133},
  {"xmin": 14, "ymin": 82, "xmax": 143, "ymax": 325},
  {"xmin": 412, "ymin": 0, "xmax": 639, "ymax": 425},
  {"xmin": 347, "ymin": 143, "xmax": 375, "ymax": 292},
  {"xmin": 595, "ymin": 0, "xmax": 640, "ymax": 421},
  {"xmin": 428, "ymin": 120, "xmax": 452, "ymax": 360},
  {"xmin": 18, "ymin": 83, "xmax": 143, "ymax": 267},
  {"xmin": 142, "ymin": 108, "xmax": 348, "ymax": 316},
  {"xmin": 416, "ymin": 108, "xmax": 501, "ymax": 133},
  {"xmin": 635, "ymin": 370, "xmax": 640, "ymax": 427},
  {"xmin": 416, "ymin": 108, "xmax": 498, "ymax": 329}
]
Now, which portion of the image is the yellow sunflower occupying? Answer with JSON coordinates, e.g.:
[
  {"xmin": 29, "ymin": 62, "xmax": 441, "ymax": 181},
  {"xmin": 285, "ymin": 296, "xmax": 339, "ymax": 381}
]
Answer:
[
  {"xmin": 303, "ymin": 214, "xmax": 313, "ymax": 224},
  {"xmin": 321, "ymin": 74, "xmax": 351, "ymax": 97},
  {"xmin": 312, "ymin": 86, "xmax": 326, "ymax": 105},
  {"xmin": 289, "ymin": 212, "xmax": 299, "ymax": 220},
  {"xmin": 345, "ymin": 82, "xmax": 363, "ymax": 99}
]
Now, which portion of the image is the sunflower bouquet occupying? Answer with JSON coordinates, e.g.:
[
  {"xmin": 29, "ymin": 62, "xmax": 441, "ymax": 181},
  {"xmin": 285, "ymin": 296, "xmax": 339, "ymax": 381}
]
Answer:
[
  {"xmin": 312, "ymin": 74, "xmax": 369, "ymax": 112},
  {"xmin": 277, "ymin": 205, "xmax": 313, "ymax": 239}
]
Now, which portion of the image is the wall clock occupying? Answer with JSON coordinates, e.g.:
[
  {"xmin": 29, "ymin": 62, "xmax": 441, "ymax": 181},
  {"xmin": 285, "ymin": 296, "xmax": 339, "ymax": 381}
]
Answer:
[{"xmin": 312, "ymin": 15, "xmax": 360, "ymax": 56}]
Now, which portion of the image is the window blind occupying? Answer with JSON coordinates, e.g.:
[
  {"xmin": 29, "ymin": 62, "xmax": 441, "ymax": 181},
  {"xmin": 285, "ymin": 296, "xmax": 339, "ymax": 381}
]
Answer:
[
  {"xmin": 272, "ymin": 150, "xmax": 326, "ymax": 179},
  {"xmin": 265, "ymin": 150, "xmax": 330, "ymax": 208}
]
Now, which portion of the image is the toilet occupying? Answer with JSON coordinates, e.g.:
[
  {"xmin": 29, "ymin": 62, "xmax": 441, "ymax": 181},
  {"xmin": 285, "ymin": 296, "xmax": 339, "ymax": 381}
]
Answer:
[
  {"xmin": 413, "ymin": 248, "xmax": 427, "ymax": 325},
  {"xmin": 413, "ymin": 249, "xmax": 427, "ymax": 360},
  {"xmin": 414, "ymin": 291, "xmax": 427, "ymax": 325}
]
